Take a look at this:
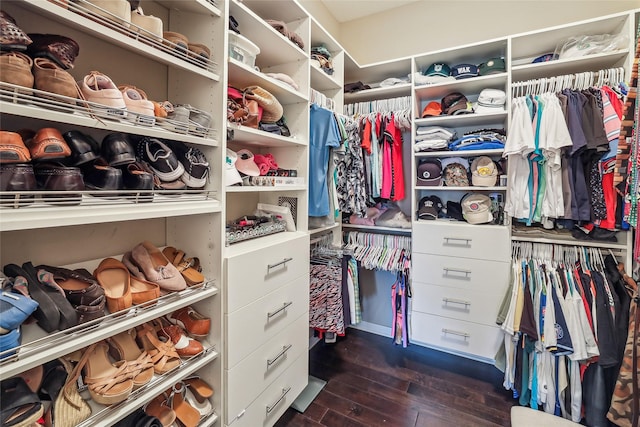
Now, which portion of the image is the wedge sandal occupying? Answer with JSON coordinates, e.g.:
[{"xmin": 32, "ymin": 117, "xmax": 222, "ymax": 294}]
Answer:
[
  {"xmin": 78, "ymin": 341, "xmax": 134, "ymax": 405},
  {"xmin": 135, "ymin": 322, "xmax": 181, "ymax": 374},
  {"xmin": 0, "ymin": 377, "xmax": 44, "ymax": 427}
]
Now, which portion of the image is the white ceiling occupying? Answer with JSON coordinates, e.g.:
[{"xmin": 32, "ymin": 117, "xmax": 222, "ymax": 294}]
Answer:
[{"xmin": 318, "ymin": 0, "xmax": 420, "ymax": 23}]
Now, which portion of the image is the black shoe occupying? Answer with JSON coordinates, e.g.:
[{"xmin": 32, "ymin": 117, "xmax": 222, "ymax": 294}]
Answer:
[
  {"xmin": 81, "ymin": 157, "xmax": 123, "ymax": 194},
  {"xmin": 170, "ymin": 142, "xmax": 209, "ymax": 188},
  {"xmin": 121, "ymin": 161, "xmax": 154, "ymax": 190},
  {"xmin": 101, "ymin": 132, "xmax": 136, "ymax": 166},
  {"xmin": 62, "ymin": 130, "xmax": 99, "ymax": 166},
  {"xmin": 136, "ymin": 137, "xmax": 184, "ymax": 182}
]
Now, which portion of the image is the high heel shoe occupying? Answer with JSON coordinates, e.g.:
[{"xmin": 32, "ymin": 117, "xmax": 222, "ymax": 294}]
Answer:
[
  {"xmin": 107, "ymin": 329, "xmax": 154, "ymax": 389},
  {"xmin": 135, "ymin": 323, "xmax": 181, "ymax": 375},
  {"xmin": 77, "ymin": 341, "xmax": 134, "ymax": 405}
]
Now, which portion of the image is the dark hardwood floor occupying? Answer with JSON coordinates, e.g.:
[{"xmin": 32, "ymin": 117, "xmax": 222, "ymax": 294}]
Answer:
[{"xmin": 275, "ymin": 328, "xmax": 515, "ymax": 427}]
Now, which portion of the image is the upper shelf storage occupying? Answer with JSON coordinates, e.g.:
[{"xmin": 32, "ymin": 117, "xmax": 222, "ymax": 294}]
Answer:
[
  {"xmin": 343, "ymin": 52, "xmax": 412, "ymax": 103},
  {"xmin": 414, "ymin": 73, "xmax": 508, "ymax": 100}
]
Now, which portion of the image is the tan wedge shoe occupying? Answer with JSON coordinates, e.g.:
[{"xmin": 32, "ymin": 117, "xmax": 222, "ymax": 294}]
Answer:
[
  {"xmin": 107, "ymin": 329, "xmax": 154, "ymax": 389},
  {"xmin": 79, "ymin": 341, "xmax": 134, "ymax": 405}
]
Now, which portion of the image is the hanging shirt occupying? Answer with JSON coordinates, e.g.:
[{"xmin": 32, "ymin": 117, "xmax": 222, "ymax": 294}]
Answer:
[{"xmin": 309, "ymin": 104, "xmax": 341, "ymax": 216}]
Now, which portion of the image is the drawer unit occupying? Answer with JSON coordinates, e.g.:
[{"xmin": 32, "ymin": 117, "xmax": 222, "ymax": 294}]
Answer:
[
  {"xmin": 412, "ymin": 282, "xmax": 505, "ymax": 326},
  {"xmin": 225, "ymin": 314, "xmax": 308, "ymax": 424},
  {"xmin": 412, "ymin": 222, "xmax": 510, "ymax": 261},
  {"xmin": 226, "ymin": 275, "xmax": 309, "ymax": 368},
  {"xmin": 412, "ymin": 253, "xmax": 510, "ymax": 292},
  {"xmin": 226, "ymin": 235, "xmax": 309, "ymax": 313},
  {"xmin": 226, "ymin": 352, "xmax": 308, "ymax": 427},
  {"xmin": 411, "ymin": 312, "xmax": 503, "ymax": 360}
]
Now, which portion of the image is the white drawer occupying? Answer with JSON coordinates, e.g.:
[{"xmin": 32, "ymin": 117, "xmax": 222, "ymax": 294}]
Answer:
[
  {"xmin": 227, "ymin": 352, "xmax": 308, "ymax": 427},
  {"xmin": 225, "ymin": 314, "xmax": 308, "ymax": 424},
  {"xmin": 412, "ymin": 222, "xmax": 510, "ymax": 261},
  {"xmin": 412, "ymin": 283, "xmax": 504, "ymax": 327},
  {"xmin": 226, "ymin": 235, "xmax": 309, "ymax": 313},
  {"xmin": 226, "ymin": 275, "xmax": 309, "ymax": 368},
  {"xmin": 412, "ymin": 253, "xmax": 510, "ymax": 292},
  {"xmin": 411, "ymin": 312, "xmax": 503, "ymax": 360}
]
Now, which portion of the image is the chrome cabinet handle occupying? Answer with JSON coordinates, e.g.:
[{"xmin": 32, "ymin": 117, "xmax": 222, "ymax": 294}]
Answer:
[
  {"xmin": 267, "ymin": 301, "xmax": 292, "ymax": 318},
  {"xmin": 443, "ymin": 237, "xmax": 472, "ymax": 246},
  {"xmin": 267, "ymin": 257, "xmax": 293, "ymax": 272},
  {"xmin": 443, "ymin": 267, "xmax": 471, "ymax": 278},
  {"xmin": 267, "ymin": 344, "xmax": 292, "ymax": 366},
  {"xmin": 266, "ymin": 386, "xmax": 291, "ymax": 414},
  {"xmin": 442, "ymin": 328, "xmax": 470, "ymax": 339},
  {"xmin": 442, "ymin": 297, "xmax": 471, "ymax": 307}
]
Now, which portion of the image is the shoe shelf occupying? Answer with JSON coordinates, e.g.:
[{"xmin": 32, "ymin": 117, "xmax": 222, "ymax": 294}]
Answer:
[
  {"xmin": 228, "ymin": 58, "xmax": 308, "ymax": 105},
  {"xmin": 0, "ymin": 192, "xmax": 221, "ymax": 232},
  {"xmin": 227, "ymin": 123, "xmax": 307, "ymax": 147},
  {"xmin": 413, "ymin": 110, "xmax": 508, "ymax": 128},
  {"xmin": 0, "ymin": 84, "xmax": 219, "ymax": 147},
  {"xmin": 155, "ymin": 0, "xmax": 222, "ymax": 17},
  {"xmin": 415, "ymin": 148, "xmax": 505, "ymax": 158},
  {"xmin": 229, "ymin": 0, "xmax": 308, "ymax": 66},
  {"xmin": 0, "ymin": 280, "xmax": 218, "ymax": 379},
  {"xmin": 81, "ymin": 348, "xmax": 219, "ymax": 427},
  {"xmin": 414, "ymin": 72, "xmax": 508, "ymax": 100},
  {"xmin": 225, "ymin": 185, "xmax": 305, "ymax": 193},
  {"xmin": 511, "ymin": 50, "xmax": 630, "ymax": 80},
  {"xmin": 13, "ymin": 0, "xmax": 221, "ymax": 81},
  {"xmin": 343, "ymin": 83, "xmax": 412, "ymax": 104}
]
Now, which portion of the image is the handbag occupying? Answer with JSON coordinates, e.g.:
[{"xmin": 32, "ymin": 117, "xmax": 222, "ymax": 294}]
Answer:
[
  {"xmin": 227, "ymin": 86, "xmax": 262, "ymax": 128},
  {"xmin": 243, "ymin": 85, "xmax": 283, "ymax": 123},
  {"xmin": 51, "ymin": 357, "xmax": 92, "ymax": 427}
]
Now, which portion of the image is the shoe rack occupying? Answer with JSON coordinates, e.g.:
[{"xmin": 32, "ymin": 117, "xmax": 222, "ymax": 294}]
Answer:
[
  {"xmin": 0, "ymin": 0, "xmax": 225, "ymax": 425},
  {"xmin": 222, "ymin": 0, "xmax": 311, "ymax": 425}
]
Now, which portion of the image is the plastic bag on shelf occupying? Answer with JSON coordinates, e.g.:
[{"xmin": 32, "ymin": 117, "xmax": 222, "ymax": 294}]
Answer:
[{"xmin": 554, "ymin": 33, "xmax": 629, "ymax": 59}]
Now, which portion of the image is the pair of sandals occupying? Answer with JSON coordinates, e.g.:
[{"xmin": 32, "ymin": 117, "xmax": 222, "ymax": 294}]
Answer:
[{"xmin": 146, "ymin": 377, "xmax": 214, "ymax": 427}]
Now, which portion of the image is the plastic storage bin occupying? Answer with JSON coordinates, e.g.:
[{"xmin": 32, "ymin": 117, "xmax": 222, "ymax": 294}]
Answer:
[{"xmin": 229, "ymin": 32, "xmax": 260, "ymax": 67}]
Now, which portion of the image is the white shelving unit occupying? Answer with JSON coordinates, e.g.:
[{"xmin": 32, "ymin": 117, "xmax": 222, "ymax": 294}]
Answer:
[{"xmin": 0, "ymin": 0, "xmax": 225, "ymax": 425}]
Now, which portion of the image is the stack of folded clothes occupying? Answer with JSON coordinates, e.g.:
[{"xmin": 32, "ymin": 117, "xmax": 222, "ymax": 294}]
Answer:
[
  {"xmin": 311, "ymin": 44, "xmax": 334, "ymax": 75},
  {"xmin": 448, "ymin": 128, "xmax": 506, "ymax": 151},
  {"xmin": 414, "ymin": 126, "xmax": 456, "ymax": 152}
]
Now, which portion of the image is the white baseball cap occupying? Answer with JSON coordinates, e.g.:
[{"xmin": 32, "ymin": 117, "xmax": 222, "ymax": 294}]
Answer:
[
  {"xmin": 471, "ymin": 156, "xmax": 498, "ymax": 186},
  {"xmin": 225, "ymin": 148, "xmax": 243, "ymax": 186},
  {"xmin": 461, "ymin": 193, "xmax": 493, "ymax": 224}
]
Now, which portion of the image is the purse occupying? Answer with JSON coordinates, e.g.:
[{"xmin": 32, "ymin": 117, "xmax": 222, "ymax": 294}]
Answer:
[
  {"xmin": 51, "ymin": 357, "xmax": 92, "ymax": 427},
  {"xmin": 243, "ymin": 85, "xmax": 283, "ymax": 123},
  {"xmin": 227, "ymin": 86, "xmax": 262, "ymax": 128}
]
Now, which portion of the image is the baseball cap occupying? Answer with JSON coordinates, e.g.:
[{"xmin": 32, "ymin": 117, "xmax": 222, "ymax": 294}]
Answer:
[
  {"xmin": 416, "ymin": 159, "xmax": 442, "ymax": 186},
  {"xmin": 532, "ymin": 53, "xmax": 558, "ymax": 63},
  {"xmin": 225, "ymin": 148, "xmax": 243, "ymax": 186},
  {"xmin": 421, "ymin": 101, "xmax": 442, "ymax": 117},
  {"xmin": 418, "ymin": 195, "xmax": 443, "ymax": 220},
  {"xmin": 441, "ymin": 92, "xmax": 473, "ymax": 115},
  {"xmin": 478, "ymin": 57, "xmax": 506, "ymax": 76},
  {"xmin": 423, "ymin": 63, "xmax": 450, "ymax": 77},
  {"xmin": 234, "ymin": 148, "xmax": 260, "ymax": 176},
  {"xmin": 450, "ymin": 63, "xmax": 479, "ymax": 80},
  {"xmin": 471, "ymin": 156, "xmax": 498, "ymax": 186},
  {"xmin": 473, "ymin": 88, "xmax": 506, "ymax": 114},
  {"xmin": 446, "ymin": 200, "xmax": 464, "ymax": 221},
  {"xmin": 443, "ymin": 162, "xmax": 469, "ymax": 187},
  {"xmin": 440, "ymin": 157, "xmax": 469, "ymax": 171},
  {"xmin": 461, "ymin": 193, "xmax": 493, "ymax": 224}
]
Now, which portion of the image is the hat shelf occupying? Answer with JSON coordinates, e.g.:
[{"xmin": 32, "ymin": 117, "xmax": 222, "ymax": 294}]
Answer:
[
  {"xmin": 343, "ymin": 83, "xmax": 412, "ymax": 104},
  {"xmin": 415, "ymin": 149, "xmax": 504, "ymax": 158},
  {"xmin": 413, "ymin": 110, "xmax": 508, "ymax": 128},
  {"xmin": 228, "ymin": 58, "xmax": 308, "ymax": 105},
  {"xmin": 413, "ymin": 72, "xmax": 508, "ymax": 100}
]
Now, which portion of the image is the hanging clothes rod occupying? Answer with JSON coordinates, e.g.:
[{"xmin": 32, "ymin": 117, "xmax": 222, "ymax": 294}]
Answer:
[{"xmin": 511, "ymin": 66, "xmax": 625, "ymax": 97}]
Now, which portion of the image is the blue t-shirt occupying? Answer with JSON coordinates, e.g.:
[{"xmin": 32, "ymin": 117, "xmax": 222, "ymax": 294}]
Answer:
[{"xmin": 309, "ymin": 104, "xmax": 341, "ymax": 216}]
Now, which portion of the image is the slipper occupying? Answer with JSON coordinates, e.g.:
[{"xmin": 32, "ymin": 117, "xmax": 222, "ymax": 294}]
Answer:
[{"xmin": 161, "ymin": 247, "xmax": 205, "ymax": 287}]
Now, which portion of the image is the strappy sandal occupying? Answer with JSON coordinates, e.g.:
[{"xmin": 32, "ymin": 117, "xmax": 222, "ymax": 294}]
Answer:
[
  {"xmin": 135, "ymin": 322, "xmax": 181, "ymax": 374},
  {"xmin": 107, "ymin": 329, "xmax": 155, "ymax": 389},
  {"xmin": 161, "ymin": 247, "xmax": 205, "ymax": 286},
  {"xmin": 166, "ymin": 382, "xmax": 200, "ymax": 427},
  {"xmin": 77, "ymin": 341, "xmax": 134, "ymax": 405}
]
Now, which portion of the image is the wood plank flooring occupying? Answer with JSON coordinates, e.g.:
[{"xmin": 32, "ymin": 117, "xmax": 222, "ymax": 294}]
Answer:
[{"xmin": 274, "ymin": 328, "xmax": 515, "ymax": 427}]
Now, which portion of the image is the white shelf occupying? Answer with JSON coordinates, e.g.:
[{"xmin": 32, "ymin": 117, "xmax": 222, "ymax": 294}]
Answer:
[
  {"xmin": 341, "ymin": 224, "xmax": 412, "ymax": 235},
  {"xmin": 415, "ymin": 149, "xmax": 504, "ymax": 158},
  {"xmin": 414, "ymin": 218, "xmax": 509, "ymax": 229},
  {"xmin": 0, "ymin": 198, "xmax": 221, "ymax": 232},
  {"xmin": 511, "ymin": 50, "xmax": 630, "ymax": 81},
  {"xmin": 156, "ymin": 0, "xmax": 222, "ymax": 16},
  {"xmin": 228, "ymin": 58, "xmax": 308, "ymax": 104},
  {"xmin": 224, "ymin": 231, "xmax": 309, "ymax": 257},
  {"xmin": 17, "ymin": 0, "xmax": 221, "ymax": 80},
  {"xmin": 414, "ymin": 73, "xmax": 508, "ymax": 100},
  {"xmin": 227, "ymin": 123, "xmax": 307, "ymax": 146},
  {"xmin": 81, "ymin": 349, "xmax": 219, "ymax": 427},
  {"xmin": 511, "ymin": 231, "xmax": 630, "ymax": 250},
  {"xmin": 344, "ymin": 83, "xmax": 412, "ymax": 104},
  {"xmin": 0, "ymin": 284, "xmax": 219, "ymax": 379},
  {"xmin": 308, "ymin": 222, "xmax": 340, "ymax": 236},
  {"xmin": 0, "ymin": 99, "xmax": 219, "ymax": 147},
  {"xmin": 416, "ymin": 186, "xmax": 507, "ymax": 191},
  {"xmin": 311, "ymin": 65, "xmax": 342, "ymax": 91},
  {"xmin": 414, "ymin": 111, "xmax": 508, "ymax": 128},
  {"xmin": 225, "ymin": 185, "xmax": 305, "ymax": 193}
]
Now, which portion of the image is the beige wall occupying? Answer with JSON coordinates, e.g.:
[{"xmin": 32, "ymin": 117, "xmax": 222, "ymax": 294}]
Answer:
[{"xmin": 300, "ymin": 0, "xmax": 637, "ymax": 65}]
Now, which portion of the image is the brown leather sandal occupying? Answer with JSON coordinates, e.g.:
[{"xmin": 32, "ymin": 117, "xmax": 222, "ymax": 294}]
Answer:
[
  {"xmin": 77, "ymin": 342, "xmax": 134, "ymax": 405},
  {"xmin": 107, "ymin": 329, "xmax": 154, "ymax": 389},
  {"xmin": 145, "ymin": 393, "xmax": 176, "ymax": 427},
  {"xmin": 135, "ymin": 322, "xmax": 181, "ymax": 374},
  {"xmin": 167, "ymin": 382, "xmax": 200, "ymax": 427},
  {"xmin": 162, "ymin": 246, "xmax": 205, "ymax": 286}
]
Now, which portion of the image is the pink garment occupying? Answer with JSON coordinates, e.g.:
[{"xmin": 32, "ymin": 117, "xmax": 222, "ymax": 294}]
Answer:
[
  {"xmin": 380, "ymin": 118, "xmax": 393, "ymax": 199},
  {"xmin": 253, "ymin": 154, "xmax": 272, "ymax": 175}
]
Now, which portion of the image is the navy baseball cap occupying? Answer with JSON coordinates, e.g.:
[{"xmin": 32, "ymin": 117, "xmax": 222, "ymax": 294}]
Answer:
[
  {"xmin": 423, "ymin": 63, "xmax": 450, "ymax": 77},
  {"xmin": 450, "ymin": 63, "xmax": 479, "ymax": 80}
]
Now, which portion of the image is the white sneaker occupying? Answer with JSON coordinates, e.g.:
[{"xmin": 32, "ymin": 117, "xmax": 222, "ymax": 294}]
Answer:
[{"xmin": 79, "ymin": 71, "xmax": 127, "ymax": 118}]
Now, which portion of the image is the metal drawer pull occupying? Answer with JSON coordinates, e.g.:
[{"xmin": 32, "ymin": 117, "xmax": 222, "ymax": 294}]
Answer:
[
  {"xmin": 443, "ymin": 267, "xmax": 471, "ymax": 277},
  {"xmin": 267, "ymin": 301, "xmax": 293, "ymax": 318},
  {"xmin": 442, "ymin": 298, "xmax": 471, "ymax": 307},
  {"xmin": 266, "ymin": 386, "xmax": 291, "ymax": 414},
  {"xmin": 442, "ymin": 328, "xmax": 470, "ymax": 339},
  {"xmin": 443, "ymin": 237, "xmax": 472, "ymax": 246},
  {"xmin": 267, "ymin": 344, "xmax": 293, "ymax": 366},
  {"xmin": 267, "ymin": 257, "xmax": 293, "ymax": 272}
]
